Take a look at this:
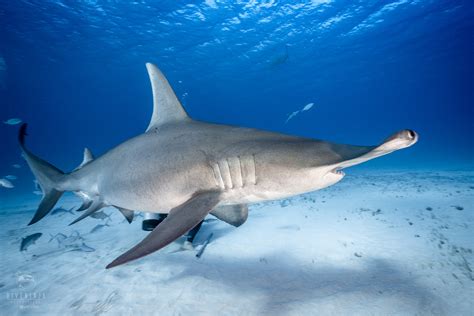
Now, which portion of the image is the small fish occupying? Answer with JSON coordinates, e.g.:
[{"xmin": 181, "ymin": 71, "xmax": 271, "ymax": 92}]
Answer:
[
  {"xmin": 0, "ymin": 178, "xmax": 14, "ymax": 188},
  {"xmin": 90, "ymin": 223, "xmax": 110, "ymax": 234},
  {"xmin": 4, "ymin": 118, "xmax": 22, "ymax": 125},
  {"xmin": 20, "ymin": 233, "xmax": 42, "ymax": 251},
  {"xmin": 12, "ymin": 164, "xmax": 21, "ymax": 169},
  {"xmin": 302, "ymin": 103, "xmax": 314, "ymax": 111},
  {"xmin": 90, "ymin": 211, "xmax": 110, "ymax": 220},
  {"xmin": 285, "ymin": 111, "xmax": 300, "ymax": 124},
  {"xmin": 5, "ymin": 175, "xmax": 17, "ymax": 180},
  {"xmin": 33, "ymin": 190, "xmax": 42, "ymax": 195},
  {"xmin": 285, "ymin": 102, "xmax": 315, "ymax": 124},
  {"xmin": 50, "ymin": 206, "xmax": 75, "ymax": 216}
]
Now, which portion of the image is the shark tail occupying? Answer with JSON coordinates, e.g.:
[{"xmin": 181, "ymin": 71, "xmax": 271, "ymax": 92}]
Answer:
[{"xmin": 19, "ymin": 124, "xmax": 66, "ymax": 225}]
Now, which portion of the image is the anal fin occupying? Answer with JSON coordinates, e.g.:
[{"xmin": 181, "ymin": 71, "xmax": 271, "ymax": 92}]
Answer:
[{"xmin": 106, "ymin": 191, "xmax": 221, "ymax": 269}]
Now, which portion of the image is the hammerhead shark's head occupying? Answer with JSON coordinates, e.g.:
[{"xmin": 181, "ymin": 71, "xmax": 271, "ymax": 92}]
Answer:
[{"xmin": 19, "ymin": 63, "xmax": 418, "ymax": 268}]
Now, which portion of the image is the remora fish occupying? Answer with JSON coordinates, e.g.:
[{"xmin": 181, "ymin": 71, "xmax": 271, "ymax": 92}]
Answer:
[
  {"xmin": 89, "ymin": 211, "xmax": 111, "ymax": 220},
  {"xmin": 90, "ymin": 223, "xmax": 110, "ymax": 234},
  {"xmin": 20, "ymin": 233, "xmax": 42, "ymax": 251},
  {"xmin": 19, "ymin": 63, "xmax": 418, "ymax": 268}
]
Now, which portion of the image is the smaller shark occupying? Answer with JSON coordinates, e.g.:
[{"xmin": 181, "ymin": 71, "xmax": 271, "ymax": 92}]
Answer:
[{"xmin": 20, "ymin": 63, "xmax": 418, "ymax": 268}]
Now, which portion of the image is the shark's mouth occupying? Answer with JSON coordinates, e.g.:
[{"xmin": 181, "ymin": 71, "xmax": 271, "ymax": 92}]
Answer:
[{"xmin": 332, "ymin": 168, "xmax": 345, "ymax": 176}]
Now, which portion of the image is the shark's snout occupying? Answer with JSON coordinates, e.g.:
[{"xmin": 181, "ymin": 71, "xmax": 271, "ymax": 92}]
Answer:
[
  {"xmin": 399, "ymin": 129, "xmax": 418, "ymax": 146},
  {"xmin": 399, "ymin": 129, "xmax": 417, "ymax": 142},
  {"xmin": 386, "ymin": 129, "xmax": 417, "ymax": 141},
  {"xmin": 380, "ymin": 129, "xmax": 418, "ymax": 152}
]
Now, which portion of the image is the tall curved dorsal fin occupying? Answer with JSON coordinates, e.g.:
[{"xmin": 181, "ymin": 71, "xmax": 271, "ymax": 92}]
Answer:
[{"xmin": 145, "ymin": 63, "xmax": 190, "ymax": 131}]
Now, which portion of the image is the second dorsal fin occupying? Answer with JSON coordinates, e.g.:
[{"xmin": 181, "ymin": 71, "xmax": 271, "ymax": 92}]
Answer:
[{"xmin": 145, "ymin": 63, "xmax": 190, "ymax": 131}]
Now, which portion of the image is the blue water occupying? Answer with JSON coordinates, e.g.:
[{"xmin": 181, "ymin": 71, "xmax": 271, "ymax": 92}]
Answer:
[{"xmin": 0, "ymin": 0, "xmax": 473, "ymax": 196}]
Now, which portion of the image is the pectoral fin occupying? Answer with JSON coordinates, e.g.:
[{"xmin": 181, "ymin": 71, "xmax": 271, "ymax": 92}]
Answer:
[{"xmin": 106, "ymin": 191, "xmax": 221, "ymax": 269}]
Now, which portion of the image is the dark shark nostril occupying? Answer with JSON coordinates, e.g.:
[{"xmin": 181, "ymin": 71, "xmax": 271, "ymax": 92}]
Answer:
[{"xmin": 407, "ymin": 130, "xmax": 415, "ymax": 139}]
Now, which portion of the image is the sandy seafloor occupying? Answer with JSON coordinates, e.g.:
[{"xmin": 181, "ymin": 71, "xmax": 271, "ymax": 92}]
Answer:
[{"xmin": 0, "ymin": 171, "xmax": 473, "ymax": 316}]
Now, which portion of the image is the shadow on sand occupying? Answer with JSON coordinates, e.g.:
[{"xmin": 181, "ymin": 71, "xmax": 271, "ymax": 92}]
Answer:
[{"xmin": 157, "ymin": 253, "xmax": 444, "ymax": 315}]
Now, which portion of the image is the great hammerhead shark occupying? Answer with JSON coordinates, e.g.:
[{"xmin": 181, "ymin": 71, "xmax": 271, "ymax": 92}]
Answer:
[{"xmin": 19, "ymin": 63, "xmax": 418, "ymax": 268}]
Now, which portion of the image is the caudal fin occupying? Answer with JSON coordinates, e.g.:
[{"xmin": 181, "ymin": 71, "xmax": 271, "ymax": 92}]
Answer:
[{"xmin": 19, "ymin": 124, "xmax": 65, "ymax": 225}]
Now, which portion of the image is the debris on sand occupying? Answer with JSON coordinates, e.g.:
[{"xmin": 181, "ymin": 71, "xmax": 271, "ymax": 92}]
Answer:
[
  {"xmin": 68, "ymin": 242, "xmax": 95, "ymax": 252},
  {"xmin": 49, "ymin": 233, "xmax": 67, "ymax": 246},
  {"xmin": 372, "ymin": 209, "xmax": 382, "ymax": 216},
  {"xmin": 196, "ymin": 233, "xmax": 213, "ymax": 258}
]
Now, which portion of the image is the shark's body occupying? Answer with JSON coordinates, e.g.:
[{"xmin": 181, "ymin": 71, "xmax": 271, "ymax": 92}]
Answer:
[
  {"xmin": 20, "ymin": 63, "xmax": 418, "ymax": 268},
  {"xmin": 67, "ymin": 121, "xmax": 367, "ymax": 211}
]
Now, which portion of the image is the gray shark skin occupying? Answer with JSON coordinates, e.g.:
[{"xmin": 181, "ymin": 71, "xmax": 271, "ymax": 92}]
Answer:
[{"xmin": 19, "ymin": 63, "xmax": 418, "ymax": 268}]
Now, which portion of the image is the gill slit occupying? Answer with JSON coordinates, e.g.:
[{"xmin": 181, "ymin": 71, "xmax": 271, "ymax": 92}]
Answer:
[{"xmin": 251, "ymin": 154, "xmax": 257, "ymax": 184}]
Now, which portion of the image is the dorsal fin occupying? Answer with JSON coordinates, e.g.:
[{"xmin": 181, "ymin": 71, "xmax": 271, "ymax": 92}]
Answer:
[
  {"xmin": 145, "ymin": 63, "xmax": 190, "ymax": 131},
  {"xmin": 82, "ymin": 148, "xmax": 94, "ymax": 165},
  {"xmin": 73, "ymin": 148, "xmax": 94, "ymax": 171}
]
